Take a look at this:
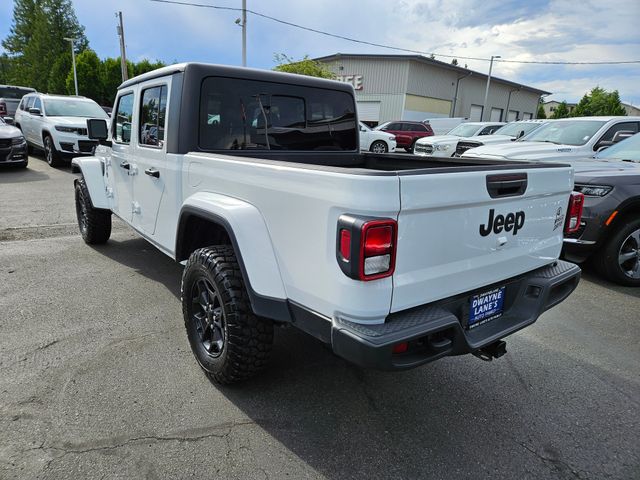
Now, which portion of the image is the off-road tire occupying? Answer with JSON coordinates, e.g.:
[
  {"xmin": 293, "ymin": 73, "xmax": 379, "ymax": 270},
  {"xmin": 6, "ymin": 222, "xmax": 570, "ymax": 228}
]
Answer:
[
  {"xmin": 181, "ymin": 246, "xmax": 274, "ymax": 384},
  {"xmin": 75, "ymin": 177, "xmax": 112, "ymax": 244},
  {"xmin": 593, "ymin": 217, "xmax": 640, "ymax": 286},
  {"xmin": 44, "ymin": 134, "xmax": 63, "ymax": 167}
]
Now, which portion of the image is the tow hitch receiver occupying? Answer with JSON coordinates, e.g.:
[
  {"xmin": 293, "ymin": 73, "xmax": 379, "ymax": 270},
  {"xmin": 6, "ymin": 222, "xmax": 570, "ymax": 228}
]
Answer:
[{"xmin": 473, "ymin": 340, "xmax": 507, "ymax": 361}]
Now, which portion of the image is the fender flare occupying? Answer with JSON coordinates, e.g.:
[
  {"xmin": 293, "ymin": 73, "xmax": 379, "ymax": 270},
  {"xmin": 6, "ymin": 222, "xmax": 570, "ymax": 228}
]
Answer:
[
  {"xmin": 71, "ymin": 157, "xmax": 110, "ymax": 209},
  {"xmin": 177, "ymin": 192, "xmax": 291, "ymax": 323}
]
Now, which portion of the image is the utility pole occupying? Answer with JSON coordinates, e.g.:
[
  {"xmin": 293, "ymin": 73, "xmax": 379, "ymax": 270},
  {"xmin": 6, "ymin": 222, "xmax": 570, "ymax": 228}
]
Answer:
[
  {"xmin": 63, "ymin": 37, "xmax": 78, "ymax": 95},
  {"xmin": 242, "ymin": 0, "xmax": 247, "ymax": 67},
  {"xmin": 116, "ymin": 11, "xmax": 129, "ymax": 81},
  {"xmin": 482, "ymin": 55, "xmax": 501, "ymax": 121}
]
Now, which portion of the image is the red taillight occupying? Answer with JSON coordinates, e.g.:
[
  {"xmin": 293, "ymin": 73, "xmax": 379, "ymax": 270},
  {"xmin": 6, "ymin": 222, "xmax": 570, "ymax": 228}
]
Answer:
[
  {"xmin": 359, "ymin": 220, "xmax": 397, "ymax": 281},
  {"xmin": 392, "ymin": 342, "xmax": 408, "ymax": 354},
  {"xmin": 564, "ymin": 192, "xmax": 584, "ymax": 234},
  {"xmin": 336, "ymin": 216, "xmax": 397, "ymax": 281},
  {"xmin": 339, "ymin": 229, "xmax": 351, "ymax": 261}
]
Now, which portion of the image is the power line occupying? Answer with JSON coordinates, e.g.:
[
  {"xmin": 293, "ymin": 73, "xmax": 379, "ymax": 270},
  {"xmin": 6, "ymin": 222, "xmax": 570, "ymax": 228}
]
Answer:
[{"xmin": 149, "ymin": 0, "xmax": 640, "ymax": 66}]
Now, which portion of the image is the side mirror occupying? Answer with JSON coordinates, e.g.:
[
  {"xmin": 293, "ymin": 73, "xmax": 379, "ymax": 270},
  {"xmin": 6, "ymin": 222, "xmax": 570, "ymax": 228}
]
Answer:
[
  {"xmin": 87, "ymin": 118, "xmax": 111, "ymax": 146},
  {"xmin": 516, "ymin": 130, "xmax": 525, "ymax": 139},
  {"xmin": 29, "ymin": 108, "xmax": 41, "ymax": 116},
  {"xmin": 3, "ymin": 116, "xmax": 14, "ymax": 125}
]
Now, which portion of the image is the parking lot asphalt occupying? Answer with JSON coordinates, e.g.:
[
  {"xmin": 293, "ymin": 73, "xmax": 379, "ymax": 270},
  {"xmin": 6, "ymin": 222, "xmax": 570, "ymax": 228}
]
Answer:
[{"xmin": 1, "ymin": 156, "xmax": 639, "ymax": 480}]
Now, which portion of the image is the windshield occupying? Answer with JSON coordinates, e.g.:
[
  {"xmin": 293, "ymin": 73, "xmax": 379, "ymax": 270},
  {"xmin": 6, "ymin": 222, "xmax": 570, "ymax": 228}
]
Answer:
[
  {"xmin": 43, "ymin": 98, "xmax": 108, "ymax": 118},
  {"xmin": 446, "ymin": 124, "xmax": 483, "ymax": 137},
  {"xmin": 0, "ymin": 87, "xmax": 33, "ymax": 99},
  {"xmin": 523, "ymin": 120, "xmax": 606, "ymax": 146},
  {"xmin": 494, "ymin": 122, "xmax": 543, "ymax": 137},
  {"xmin": 595, "ymin": 133, "xmax": 640, "ymax": 162}
]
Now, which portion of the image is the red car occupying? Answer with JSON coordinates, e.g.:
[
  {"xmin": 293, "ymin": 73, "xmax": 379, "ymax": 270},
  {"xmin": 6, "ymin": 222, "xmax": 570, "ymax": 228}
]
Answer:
[{"xmin": 375, "ymin": 121, "xmax": 434, "ymax": 152}]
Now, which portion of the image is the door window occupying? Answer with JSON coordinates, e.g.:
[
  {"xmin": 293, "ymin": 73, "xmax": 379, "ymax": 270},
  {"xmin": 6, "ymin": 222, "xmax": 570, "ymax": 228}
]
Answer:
[
  {"xmin": 385, "ymin": 123, "xmax": 402, "ymax": 131},
  {"xmin": 598, "ymin": 122, "xmax": 639, "ymax": 144},
  {"xmin": 139, "ymin": 85, "xmax": 167, "ymax": 148},
  {"xmin": 32, "ymin": 97, "xmax": 42, "ymax": 112},
  {"xmin": 113, "ymin": 93, "xmax": 134, "ymax": 144}
]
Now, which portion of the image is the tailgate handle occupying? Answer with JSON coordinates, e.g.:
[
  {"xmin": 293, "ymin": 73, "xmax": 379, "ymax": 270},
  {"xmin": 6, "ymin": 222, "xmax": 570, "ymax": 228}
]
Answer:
[{"xmin": 486, "ymin": 173, "xmax": 528, "ymax": 198}]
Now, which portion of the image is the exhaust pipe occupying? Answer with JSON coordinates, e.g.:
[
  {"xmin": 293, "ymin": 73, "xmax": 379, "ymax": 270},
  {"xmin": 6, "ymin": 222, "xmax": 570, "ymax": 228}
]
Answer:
[{"xmin": 473, "ymin": 340, "xmax": 507, "ymax": 361}]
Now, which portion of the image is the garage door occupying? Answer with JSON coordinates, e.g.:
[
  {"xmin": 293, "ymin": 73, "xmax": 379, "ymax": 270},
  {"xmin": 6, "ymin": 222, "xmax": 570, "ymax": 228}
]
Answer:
[
  {"xmin": 522, "ymin": 112, "xmax": 532, "ymax": 120},
  {"xmin": 490, "ymin": 108, "xmax": 503, "ymax": 122},
  {"xmin": 357, "ymin": 101, "xmax": 381, "ymax": 122},
  {"xmin": 469, "ymin": 104, "xmax": 483, "ymax": 121},
  {"xmin": 507, "ymin": 110, "xmax": 518, "ymax": 121}
]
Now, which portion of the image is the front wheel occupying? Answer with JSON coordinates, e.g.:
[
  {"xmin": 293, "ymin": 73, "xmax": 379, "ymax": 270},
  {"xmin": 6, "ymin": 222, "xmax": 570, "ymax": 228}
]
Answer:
[
  {"xmin": 370, "ymin": 140, "xmax": 388, "ymax": 154},
  {"xmin": 75, "ymin": 177, "xmax": 112, "ymax": 244},
  {"xmin": 594, "ymin": 217, "xmax": 640, "ymax": 286},
  {"xmin": 181, "ymin": 246, "xmax": 274, "ymax": 384},
  {"xmin": 44, "ymin": 135, "xmax": 62, "ymax": 167}
]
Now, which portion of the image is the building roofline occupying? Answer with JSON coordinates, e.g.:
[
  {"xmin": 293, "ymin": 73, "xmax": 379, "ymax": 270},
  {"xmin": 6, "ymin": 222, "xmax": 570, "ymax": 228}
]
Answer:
[{"xmin": 314, "ymin": 53, "xmax": 551, "ymax": 95}]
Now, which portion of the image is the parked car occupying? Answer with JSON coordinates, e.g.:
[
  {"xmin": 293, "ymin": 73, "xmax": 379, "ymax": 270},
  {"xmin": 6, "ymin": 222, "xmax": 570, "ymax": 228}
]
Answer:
[
  {"xmin": 0, "ymin": 116, "xmax": 28, "ymax": 168},
  {"xmin": 14, "ymin": 93, "xmax": 110, "ymax": 167},
  {"xmin": 101, "ymin": 105, "xmax": 113, "ymax": 117},
  {"xmin": 454, "ymin": 120, "xmax": 548, "ymax": 156},
  {"xmin": 375, "ymin": 120, "xmax": 434, "ymax": 152},
  {"xmin": 562, "ymin": 134, "xmax": 640, "ymax": 285},
  {"xmin": 0, "ymin": 84, "xmax": 35, "ymax": 121},
  {"xmin": 359, "ymin": 121, "xmax": 396, "ymax": 153},
  {"xmin": 73, "ymin": 62, "xmax": 580, "ymax": 384},
  {"xmin": 414, "ymin": 122, "xmax": 504, "ymax": 157},
  {"xmin": 461, "ymin": 117, "xmax": 640, "ymax": 162},
  {"xmin": 422, "ymin": 117, "xmax": 468, "ymax": 136}
]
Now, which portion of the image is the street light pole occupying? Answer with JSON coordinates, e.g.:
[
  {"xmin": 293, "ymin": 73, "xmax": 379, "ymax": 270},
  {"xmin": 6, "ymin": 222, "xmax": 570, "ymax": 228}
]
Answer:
[
  {"xmin": 482, "ymin": 55, "xmax": 501, "ymax": 121},
  {"xmin": 64, "ymin": 37, "xmax": 78, "ymax": 95},
  {"xmin": 241, "ymin": 0, "xmax": 247, "ymax": 66}
]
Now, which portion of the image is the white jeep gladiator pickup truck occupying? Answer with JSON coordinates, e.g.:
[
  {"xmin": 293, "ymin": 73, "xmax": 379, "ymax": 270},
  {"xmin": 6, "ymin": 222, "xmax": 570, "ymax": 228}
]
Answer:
[{"xmin": 72, "ymin": 63, "xmax": 582, "ymax": 384}]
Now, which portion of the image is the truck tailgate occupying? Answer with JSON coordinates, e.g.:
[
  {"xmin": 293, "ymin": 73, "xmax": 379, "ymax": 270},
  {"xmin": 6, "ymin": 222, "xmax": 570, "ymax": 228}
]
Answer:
[{"xmin": 392, "ymin": 166, "xmax": 573, "ymax": 312}]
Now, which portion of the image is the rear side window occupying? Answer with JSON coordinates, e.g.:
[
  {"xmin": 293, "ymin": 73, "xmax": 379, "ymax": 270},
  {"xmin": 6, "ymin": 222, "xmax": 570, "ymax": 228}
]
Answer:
[
  {"xmin": 113, "ymin": 93, "xmax": 134, "ymax": 144},
  {"xmin": 139, "ymin": 85, "xmax": 167, "ymax": 147},
  {"xmin": 199, "ymin": 76, "xmax": 357, "ymax": 151}
]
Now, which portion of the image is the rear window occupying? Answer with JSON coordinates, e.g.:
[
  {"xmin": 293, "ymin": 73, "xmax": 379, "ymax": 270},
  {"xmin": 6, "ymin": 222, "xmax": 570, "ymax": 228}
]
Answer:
[
  {"xmin": 199, "ymin": 77, "xmax": 357, "ymax": 151},
  {"xmin": 0, "ymin": 87, "xmax": 33, "ymax": 99}
]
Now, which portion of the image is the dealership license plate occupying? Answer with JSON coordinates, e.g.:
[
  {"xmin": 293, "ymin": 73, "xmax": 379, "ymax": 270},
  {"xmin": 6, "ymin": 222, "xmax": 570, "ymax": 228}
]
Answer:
[{"xmin": 468, "ymin": 286, "xmax": 505, "ymax": 329}]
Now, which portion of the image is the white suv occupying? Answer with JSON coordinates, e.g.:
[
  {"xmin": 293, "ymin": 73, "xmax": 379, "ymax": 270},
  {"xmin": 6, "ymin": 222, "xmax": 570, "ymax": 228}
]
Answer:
[
  {"xmin": 359, "ymin": 122, "xmax": 396, "ymax": 153},
  {"xmin": 462, "ymin": 117, "xmax": 640, "ymax": 162},
  {"xmin": 413, "ymin": 122, "xmax": 504, "ymax": 157},
  {"xmin": 14, "ymin": 93, "xmax": 109, "ymax": 167}
]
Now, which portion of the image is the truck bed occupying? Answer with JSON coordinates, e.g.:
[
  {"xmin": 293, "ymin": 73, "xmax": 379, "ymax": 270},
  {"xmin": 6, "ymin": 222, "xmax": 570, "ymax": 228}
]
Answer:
[{"xmin": 194, "ymin": 150, "xmax": 566, "ymax": 174}]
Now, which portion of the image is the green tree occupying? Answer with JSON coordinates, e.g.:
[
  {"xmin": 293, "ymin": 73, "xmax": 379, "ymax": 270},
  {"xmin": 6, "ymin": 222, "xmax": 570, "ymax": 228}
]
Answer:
[
  {"xmin": 47, "ymin": 51, "xmax": 72, "ymax": 94},
  {"xmin": 536, "ymin": 102, "xmax": 546, "ymax": 119},
  {"xmin": 551, "ymin": 101, "xmax": 570, "ymax": 119},
  {"xmin": 2, "ymin": 0, "xmax": 88, "ymax": 91},
  {"xmin": 0, "ymin": 54, "xmax": 16, "ymax": 84},
  {"xmin": 67, "ymin": 50, "xmax": 102, "ymax": 101},
  {"xmin": 572, "ymin": 87, "xmax": 626, "ymax": 117},
  {"xmin": 133, "ymin": 59, "xmax": 166, "ymax": 76},
  {"xmin": 273, "ymin": 54, "xmax": 335, "ymax": 79}
]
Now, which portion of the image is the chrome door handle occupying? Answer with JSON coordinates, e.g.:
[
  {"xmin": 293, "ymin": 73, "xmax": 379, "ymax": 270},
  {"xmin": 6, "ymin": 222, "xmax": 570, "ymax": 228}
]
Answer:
[{"xmin": 144, "ymin": 168, "xmax": 159, "ymax": 178}]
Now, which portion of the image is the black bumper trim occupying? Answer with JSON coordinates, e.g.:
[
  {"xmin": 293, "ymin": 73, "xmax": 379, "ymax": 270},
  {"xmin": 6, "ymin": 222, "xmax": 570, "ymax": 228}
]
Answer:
[{"xmin": 293, "ymin": 260, "xmax": 581, "ymax": 371}]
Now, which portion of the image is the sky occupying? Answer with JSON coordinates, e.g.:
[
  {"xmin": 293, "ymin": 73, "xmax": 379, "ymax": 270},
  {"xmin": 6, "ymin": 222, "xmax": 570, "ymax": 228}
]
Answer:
[{"xmin": 1, "ymin": 0, "xmax": 639, "ymax": 105}]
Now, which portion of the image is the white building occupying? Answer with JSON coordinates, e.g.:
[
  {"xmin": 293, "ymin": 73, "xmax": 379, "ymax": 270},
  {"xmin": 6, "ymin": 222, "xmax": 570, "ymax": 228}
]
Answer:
[{"xmin": 316, "ymin": 53, "xmax": 549, "ymax": 126}]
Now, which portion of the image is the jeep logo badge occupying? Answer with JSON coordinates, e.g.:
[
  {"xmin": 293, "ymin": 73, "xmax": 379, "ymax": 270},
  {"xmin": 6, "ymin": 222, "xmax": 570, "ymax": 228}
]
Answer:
[{"xmin": 480, "ymin": 209, "xmax": 525, "ymax": 236}]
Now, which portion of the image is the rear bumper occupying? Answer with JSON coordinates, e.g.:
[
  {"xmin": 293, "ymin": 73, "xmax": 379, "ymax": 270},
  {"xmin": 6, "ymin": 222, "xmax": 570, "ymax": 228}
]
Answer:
[{"xmin": 301, "ymin": 260, "xmax": 580, "ymax": 370}]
